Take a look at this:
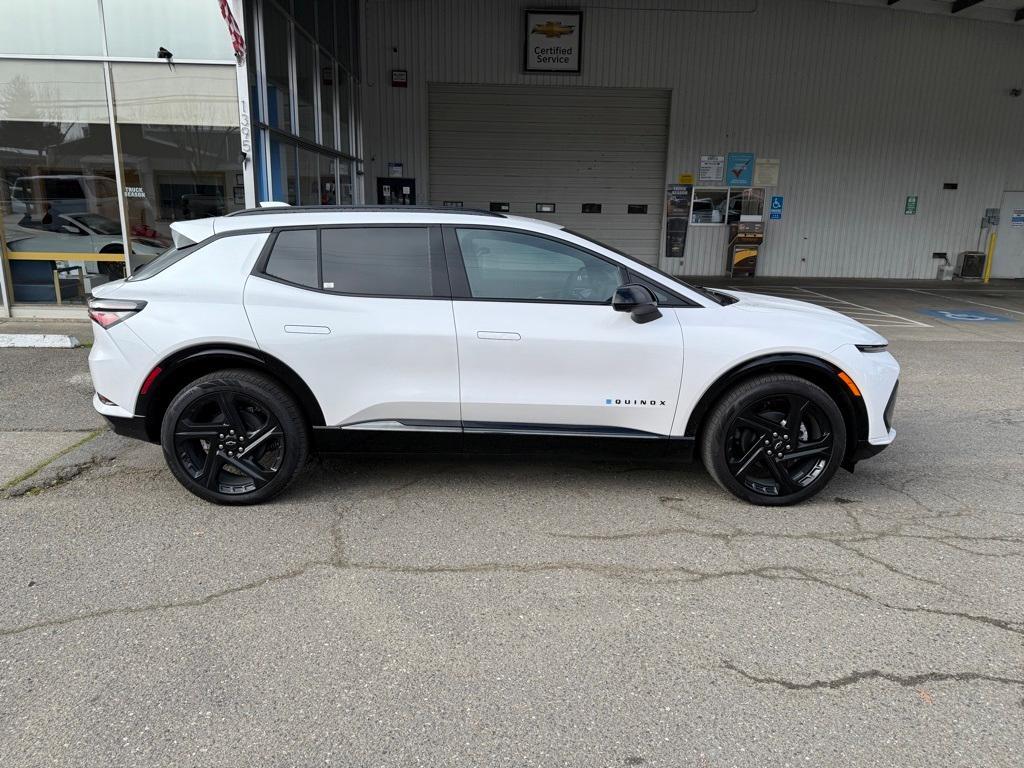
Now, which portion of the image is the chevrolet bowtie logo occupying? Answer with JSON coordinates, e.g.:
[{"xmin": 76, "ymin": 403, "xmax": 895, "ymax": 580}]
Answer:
[{"xmin": 532, "ymin": 20, "xmax": 575, "ymax": 38}]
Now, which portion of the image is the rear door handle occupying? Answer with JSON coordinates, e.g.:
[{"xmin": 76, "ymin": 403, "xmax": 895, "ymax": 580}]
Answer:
[
  {"xmin": 477, "ymin": 331, "xmax": 521, "ymax": 341},
  {"xmin": 285, "ymin": 324, "xmax": 331, "ymax": 335}
]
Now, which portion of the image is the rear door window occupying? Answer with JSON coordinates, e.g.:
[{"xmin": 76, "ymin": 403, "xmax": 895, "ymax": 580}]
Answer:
[{"xmin": 320, "ymin": 227, "xmax": 433, "ymax": 297}]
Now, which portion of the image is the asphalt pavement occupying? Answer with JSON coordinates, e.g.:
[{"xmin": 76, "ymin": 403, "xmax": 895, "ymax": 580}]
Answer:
[{"xmin": 1, "ymin": 287, "xmax": 1022, "ymax": 767}]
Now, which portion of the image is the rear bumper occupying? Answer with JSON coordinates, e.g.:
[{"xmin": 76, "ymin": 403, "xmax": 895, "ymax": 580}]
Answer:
[{"xmin": 103, "ymin": 413, "xmax": 154, "ymax": 443}]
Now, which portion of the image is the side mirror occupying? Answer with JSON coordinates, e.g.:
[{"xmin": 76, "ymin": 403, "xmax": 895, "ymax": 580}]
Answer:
[{"xmin": 612, "ymin": 284, "xmax": 662, "ymax": 324}]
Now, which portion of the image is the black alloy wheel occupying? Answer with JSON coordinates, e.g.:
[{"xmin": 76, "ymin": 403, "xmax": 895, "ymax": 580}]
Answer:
[
  {"xmin": 701, "ymin": 374, "xmax": 847, "ymax": 506},
  {"xmin": 725, "ymin": 393, "xmax": 834, "ymax": 497},
  {"xmin": 160, "ymin": 369, "xmax": 308, "ymax": 505},
  {"xmin": 174, "ymin": 391, "xmax": 283, "ymax": 495}
]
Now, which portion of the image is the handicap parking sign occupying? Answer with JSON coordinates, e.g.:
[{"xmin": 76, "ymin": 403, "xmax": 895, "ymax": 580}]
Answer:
[
  {"xmin": 769, "ymin": 195, "xmax": 783, "ymax": 220},
  {"xmin": 919, "ymin": 309, "xmax": 1014, "ymax": 323}
]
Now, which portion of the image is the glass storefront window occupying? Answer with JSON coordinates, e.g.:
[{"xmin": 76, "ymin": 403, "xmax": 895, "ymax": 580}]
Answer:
[
  {"xmin": 1, "ymin": 1, "xmax": 104, "ymax": 57},
  {"xmin": 294, "ymin": 0, "xmax": 317, "ymax": 39},
  {"xmin": 111, "ymin": 64, "xmax": 243, "ymax": 273},
  {"xmin": 0, "ymin": 61, "xmax": 119, "ymax": 303},
  {"xmin": 317, "ymin": 0, "xmax": 336, "ymax": 54},
  {"xmin": 297, "ymin": 148, "xmax": 319, "ymax": 206},
  {"xmin": 338, "ymin": 72, "xmax": 352, "ymax": 155},
  {"xmin": 339, "ymin": 161, "xmax": 354, "ymax": 204},
  {"xmin": 336, "ymin": 0, "xmax": 354, "ymax": 75},
  {"xmin": 263, "ymin": 0, "xmax": 292, "ymax": 133},
  {"xmin": 295, "ymin": 31, "xmax": 318, "ymax": 141},
  {"xmin": 319, "ymin": 156, "xmax": 337, "ymax": 205},
  {"xmin": 320, "ymin": 54, "xmax": 336, "ymax": 150},
  {"xmin": 268, "ymin": 136, "xmax": 297, "ymax": 204},
  {"xmin": 102, "ymin": 0, "xmax": 235, "ymax": 60}
]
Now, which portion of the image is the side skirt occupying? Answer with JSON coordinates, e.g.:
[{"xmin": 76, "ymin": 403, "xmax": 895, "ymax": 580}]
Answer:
[{"xmin": 312, "ymin": 422, "xmax": 694, "ymax": 463}]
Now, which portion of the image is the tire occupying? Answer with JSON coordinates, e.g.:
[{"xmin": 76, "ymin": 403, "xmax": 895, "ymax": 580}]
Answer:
[
  {"xmin": 160, "ymin": 369, "xmax": 309, "ymax": 505},
  {"xmin": 700, "ymin": 373, "xmax": 847, "ymax": 506}
]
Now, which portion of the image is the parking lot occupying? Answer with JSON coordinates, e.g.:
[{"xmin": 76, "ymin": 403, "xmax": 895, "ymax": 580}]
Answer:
[{"xmin": 1, "ymin": 282, "xmax": 1023, "ymax": 767}]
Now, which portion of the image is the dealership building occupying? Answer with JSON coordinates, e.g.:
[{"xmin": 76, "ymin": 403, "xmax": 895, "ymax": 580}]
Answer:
[{"xmin": 1, "ymin": 0, "xmax": 1023, "ymax": 317}]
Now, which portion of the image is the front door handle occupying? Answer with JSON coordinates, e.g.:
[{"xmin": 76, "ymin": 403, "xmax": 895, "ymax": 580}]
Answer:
[{"xmin": 477, "ymin": 331, "xmax": 521, "ymax": 341}]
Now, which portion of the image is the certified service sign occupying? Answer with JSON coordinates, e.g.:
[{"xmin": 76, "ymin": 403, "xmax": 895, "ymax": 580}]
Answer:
[{"xmin": 524, "ymin": 10, "xmax": 582, "ymax": 72}]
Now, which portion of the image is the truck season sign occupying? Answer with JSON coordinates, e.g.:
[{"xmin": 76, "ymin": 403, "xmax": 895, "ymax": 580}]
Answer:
[{"xmin": 524, "ymin": 11, "xmax": 582, "ymax": 72}]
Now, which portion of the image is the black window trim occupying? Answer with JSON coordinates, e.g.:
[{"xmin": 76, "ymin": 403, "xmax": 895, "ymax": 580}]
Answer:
[
  {"xmin": 443, "ymin": 223, "xmax": 632, "ymax": 306},
  {"xmin": 252, "ymin": 223, "xmax": 451, "ymax": 300}
]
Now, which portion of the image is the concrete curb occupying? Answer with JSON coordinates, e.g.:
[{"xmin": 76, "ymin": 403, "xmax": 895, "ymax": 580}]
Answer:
[
  {"xmin": 0, "ymin": 334, "xmax": 80, "ymax": 349},
  {"xmin": 2, "ymin": 430, "xmax": 134, "ymax": 498}
]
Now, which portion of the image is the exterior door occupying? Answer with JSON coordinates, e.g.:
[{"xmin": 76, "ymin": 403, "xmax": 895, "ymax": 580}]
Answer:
[
  {"xmin": 446, "ymin": 226, "xmax": 684, "ymax": 437},
  {"xmin": 244, "ymin": 225, "xmax": 460, "ymax": 428},
  {"xmin": 991, "ymin": 191, "xmax": 1024, "ymax": 279}
]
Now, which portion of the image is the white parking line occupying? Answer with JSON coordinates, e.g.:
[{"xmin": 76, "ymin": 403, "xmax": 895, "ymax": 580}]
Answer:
[
  {"xmin": 729, "ymin": 285, "xmax": 932, "ymax": 328},
  {"xmin": 906, "ymin": 288, "xmax": 1024, "ymax": 316}
]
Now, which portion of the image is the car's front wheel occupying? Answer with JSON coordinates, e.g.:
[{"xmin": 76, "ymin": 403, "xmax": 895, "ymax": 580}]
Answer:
[
  {"xmin": 700, "ymin": 373, "xmax": 847, "ymax": 506},
  {"xmin": 160, "ymin": 369, "xmax": 308, "ymax": 505}
]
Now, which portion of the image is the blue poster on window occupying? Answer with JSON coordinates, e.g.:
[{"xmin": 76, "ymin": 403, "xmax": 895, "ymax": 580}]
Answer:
[{"xmin": 726, "ymin": 153, "xmax": 756, "ymax": 187}]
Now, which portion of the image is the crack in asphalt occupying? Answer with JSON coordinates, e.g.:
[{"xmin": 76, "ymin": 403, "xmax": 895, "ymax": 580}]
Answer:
[
  {"xmin": 4, "ymin": 554, "xmax": 1022, "ymax": 640},
  {"xmin": 721, "ymin": 660, "xmax": 1024, "ymax": 691},
  {"xmin": 4, "ymin": 455, "xmax": 1022, "ymax": 648}
]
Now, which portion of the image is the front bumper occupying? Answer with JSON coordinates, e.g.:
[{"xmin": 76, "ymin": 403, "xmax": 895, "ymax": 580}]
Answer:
[{"xmin": 850, "ymin": 427, "xmax": 896, "ymax": 463}]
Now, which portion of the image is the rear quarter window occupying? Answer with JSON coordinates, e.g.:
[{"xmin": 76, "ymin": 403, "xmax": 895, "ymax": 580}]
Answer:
[{"xmin": 264, "ymin": 229, "xmax": 318, "ymax": 288}]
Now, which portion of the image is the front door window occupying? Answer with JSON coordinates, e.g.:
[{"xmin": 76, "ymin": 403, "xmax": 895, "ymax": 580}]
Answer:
[{"xmin": 455, "ymin": 228, "xmax": 623, "ymax": 303}]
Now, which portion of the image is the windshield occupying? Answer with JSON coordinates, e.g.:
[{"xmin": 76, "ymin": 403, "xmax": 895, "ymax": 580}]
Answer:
[
  {"xmin": 68, "ymin": 213, "xmax": 121, "ymax": 235},
  {"xmin": 561, "ymin": 229, "xmax": 730, "ymax": 306}
]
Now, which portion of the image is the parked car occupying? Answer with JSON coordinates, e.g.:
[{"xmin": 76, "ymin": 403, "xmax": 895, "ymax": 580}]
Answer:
[
  {"xmin": 5, "ymin": 212, "xmax": 168, "ymax": 265},
  {"xmin": 87, "ymin": 206, "xmax": 899, "ymax": 507}
]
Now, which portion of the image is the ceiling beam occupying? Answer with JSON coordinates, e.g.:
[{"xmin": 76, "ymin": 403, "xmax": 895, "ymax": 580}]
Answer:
[
  {"xmin": 951, "ymin": 0, "xmax": 985, "ymax": 13},
  {"xmin": 1015, "ymin": 7, "xmax": 1024, "ymax": 21}
]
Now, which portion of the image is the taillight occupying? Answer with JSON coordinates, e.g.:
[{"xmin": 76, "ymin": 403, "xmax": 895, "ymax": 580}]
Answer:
[{"xmin": 87, "ymin": 298, "xmax": 147, "ymax": 329}]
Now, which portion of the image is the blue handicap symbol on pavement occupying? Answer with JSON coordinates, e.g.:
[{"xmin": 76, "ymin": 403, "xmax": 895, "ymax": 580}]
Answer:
[{"xmin": 919, "ymin": 309, "xmax": 1014, "ymax": 323}]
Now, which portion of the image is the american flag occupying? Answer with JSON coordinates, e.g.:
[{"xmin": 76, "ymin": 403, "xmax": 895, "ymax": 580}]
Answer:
[{"xmin": 218, "ymin": 0, "xmax": 246, "ymax": 61}]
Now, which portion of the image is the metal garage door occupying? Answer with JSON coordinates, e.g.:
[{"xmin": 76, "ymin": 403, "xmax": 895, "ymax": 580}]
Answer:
[{"xmin": 428, "ymin": 84, "xmax": 670, "ymax": 264}]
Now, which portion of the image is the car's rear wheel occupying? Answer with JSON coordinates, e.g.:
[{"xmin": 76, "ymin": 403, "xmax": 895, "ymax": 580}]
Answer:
[
  {"xmin": 700, "ymin": 374, "xmax": 846, "ymax": 506},
  {"xmin": 160, "ymin": 369, "xmax": 308, "ymax": 505}
]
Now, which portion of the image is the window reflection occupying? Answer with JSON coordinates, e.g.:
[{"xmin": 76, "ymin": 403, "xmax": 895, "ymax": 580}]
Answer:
[
  {"xmin": 102, "ymin": 0, "xmax": 235, "ymax": 60},
  {"xmin": 1, "ymin": 1, "xmax": 103, "ymax": 56},
  {"xmin": 0, "ymin": 62, "xmax": 120, "ymax": 302},
  {"xmin": 111, "ymin": 64, "xmax": 242, "ymax": 273},
  {"xmin": 691, "ymin": 189, "xmax": 728, "ymax": 225}
]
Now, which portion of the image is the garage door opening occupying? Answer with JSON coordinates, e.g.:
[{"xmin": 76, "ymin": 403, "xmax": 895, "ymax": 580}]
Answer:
[{"xmin": 428, "ymin": 84, "xmax": 670, "ymax": 265}]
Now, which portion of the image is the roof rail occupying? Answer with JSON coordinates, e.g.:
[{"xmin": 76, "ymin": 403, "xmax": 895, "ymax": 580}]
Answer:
[{"xmin": 224, "ymin": 204, "xmax": 505, "ymax": 218}]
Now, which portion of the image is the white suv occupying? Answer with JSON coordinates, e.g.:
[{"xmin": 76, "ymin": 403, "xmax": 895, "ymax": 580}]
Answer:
[{"xmin": 87, "ymin": 206, "xmax": 899, "ymax": 506}]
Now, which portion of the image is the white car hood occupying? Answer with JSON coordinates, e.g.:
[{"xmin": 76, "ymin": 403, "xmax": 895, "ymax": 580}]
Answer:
[{"xmin": 717, "ymin": 289, "xmax": 888, "ymax": 346}]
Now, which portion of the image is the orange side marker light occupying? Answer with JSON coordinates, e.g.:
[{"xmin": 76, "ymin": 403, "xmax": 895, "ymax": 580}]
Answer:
[{"xmin": 838, "ymin": 371, "xmax": 862, "ymax": 397}]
